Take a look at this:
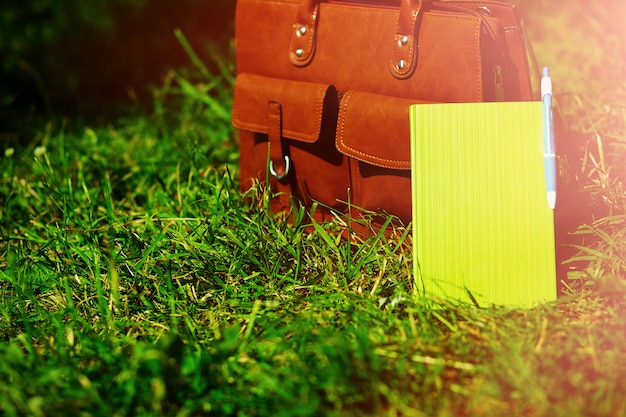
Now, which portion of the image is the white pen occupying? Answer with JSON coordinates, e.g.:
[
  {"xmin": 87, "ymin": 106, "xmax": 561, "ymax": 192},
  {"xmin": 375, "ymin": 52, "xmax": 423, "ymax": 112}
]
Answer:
[{"xmin": 541, "ymin": 67, "xmax": 556, "ymax": 210}]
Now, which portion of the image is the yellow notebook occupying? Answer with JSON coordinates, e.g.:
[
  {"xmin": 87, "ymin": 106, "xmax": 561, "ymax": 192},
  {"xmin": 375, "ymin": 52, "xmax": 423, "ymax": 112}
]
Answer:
[{"xmin": 410, "ymin": 102, "xmax": 556, "ymax": 307}]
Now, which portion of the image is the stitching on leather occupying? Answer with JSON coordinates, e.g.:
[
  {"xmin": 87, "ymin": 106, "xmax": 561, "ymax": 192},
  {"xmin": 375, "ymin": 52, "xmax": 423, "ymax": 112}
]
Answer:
[
  {"xmin": 389, "ymin": 15, "xmax": 400, "ymax": 70},
  {"xmin": 474, "ymin": 20, "xmax": 482, "ymax": 101},
  {"xmin": 294, "ymin": 22, "xmax": 315, "ymax": 61},
  {"xmin": 389, "ymin": 13, "xmax": 481, "ymax": 79},
  {"xmin": 290, "ymin": 4, "xmax": 317, "ymax": 63},
  {"xmin": 282, "ymin": 82, "xmax": 327, "ymax": 142},
  {"xmin": 388, "ymin": 7, "xmax": 405, "ymax": 76},
  {"xmin": 425, "ymin": 14, "xmax": 484, "ymax": 100},
  {"xmin": 233, "ymin": 75, "xmax": 328, "ymax": 143},
  {"xmin": 231, "ymin": 76, "xmax": 249, "ymax": 130},
  {"xmin": 389, "ymin": 34, "xmax": 415, "ymax": 77},
  {"xmin": 413, "ymin": 14, "xmax": 483, "ymax": 100},
  {"xmin": 338, "ymin": 91, "xmax": 410, "ymax": 169},
  {"xmin": 327, "ymin": 3, "xmax": 396, "ymax": 16}
]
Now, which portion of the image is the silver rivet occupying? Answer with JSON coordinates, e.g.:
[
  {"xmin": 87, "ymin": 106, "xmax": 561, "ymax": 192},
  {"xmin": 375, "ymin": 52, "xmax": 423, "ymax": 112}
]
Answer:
[
  {"xmin": 399, "ymin": 35, "xmax": 409, "ymax": 46},
  {"xmin": 297, "ymin": 26, "xmax": 307, "ymax": 36},
  {"xmin": 295, "ymin": 48, "xmax": 304, "ymax": 57},
  {"xmin": 397, "ymin": 60, "xmax": 407, "ymax": 70},
  {"xmin": 477, "ymin": 5, "xmax": 493, "ymax": 16}
]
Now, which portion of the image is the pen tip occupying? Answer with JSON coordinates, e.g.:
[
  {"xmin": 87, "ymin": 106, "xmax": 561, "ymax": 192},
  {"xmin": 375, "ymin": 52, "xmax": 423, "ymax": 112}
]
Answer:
[
  {"xmin": 547, "ymin": 192, "xmax": 556, "ymax": 210},
  {"xmin": 542, "ymin": 67, "xmax": 549, "ymax": 78}
]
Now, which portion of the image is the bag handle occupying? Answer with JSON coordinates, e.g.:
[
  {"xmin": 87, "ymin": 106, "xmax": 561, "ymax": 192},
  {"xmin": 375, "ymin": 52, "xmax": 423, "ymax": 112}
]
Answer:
[
  {"xmin": 391, "ymin": 0, "xmax": 425, "ymax": 78},
  {"xmin": 289, "ymin": 0, "xmax": 425, "ymax": 79}
]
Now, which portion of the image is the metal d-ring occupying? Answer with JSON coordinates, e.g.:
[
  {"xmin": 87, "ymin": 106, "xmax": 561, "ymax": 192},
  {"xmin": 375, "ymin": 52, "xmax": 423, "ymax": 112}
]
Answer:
[{"xmin": 269, "ymin": 155, "xmax": 291, "ymax": 181}]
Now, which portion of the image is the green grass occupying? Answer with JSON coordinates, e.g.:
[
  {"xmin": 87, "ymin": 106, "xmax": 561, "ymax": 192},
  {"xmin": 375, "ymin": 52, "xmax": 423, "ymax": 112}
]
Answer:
[{"xmin": 2, "ymin": 3, "xmax": 626, "ymax": 416}]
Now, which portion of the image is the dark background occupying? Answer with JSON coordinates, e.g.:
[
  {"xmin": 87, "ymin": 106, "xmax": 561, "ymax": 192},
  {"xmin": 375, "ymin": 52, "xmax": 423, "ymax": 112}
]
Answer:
[{"xmin": 1, "ymin": 0, "xmax": 235, "ymax": 129}]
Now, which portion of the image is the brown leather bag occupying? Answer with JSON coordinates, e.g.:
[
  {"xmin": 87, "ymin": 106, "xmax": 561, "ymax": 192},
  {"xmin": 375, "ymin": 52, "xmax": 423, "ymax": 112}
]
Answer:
[{"xmin": 232, "ymin": 0, "xmax": 535, "ymax": 225}]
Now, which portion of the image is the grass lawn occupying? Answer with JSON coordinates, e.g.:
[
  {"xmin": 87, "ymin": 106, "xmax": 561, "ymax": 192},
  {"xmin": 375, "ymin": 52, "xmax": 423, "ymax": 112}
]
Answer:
[{"xmin": 1, "ymin": 2, "xmax": 626, "ymax": 416}]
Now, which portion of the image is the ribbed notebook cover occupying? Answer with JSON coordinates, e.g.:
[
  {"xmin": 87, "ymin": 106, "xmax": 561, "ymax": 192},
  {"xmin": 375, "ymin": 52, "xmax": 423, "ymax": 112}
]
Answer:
[{"xmin": 410, "ymin": 102, "xmax": 556, "ymax": 307}]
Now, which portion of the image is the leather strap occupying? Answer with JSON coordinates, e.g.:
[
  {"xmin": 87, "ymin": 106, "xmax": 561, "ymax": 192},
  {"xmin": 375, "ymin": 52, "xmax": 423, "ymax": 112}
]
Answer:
[
  {"xmin": 290, "ymin": 0, "xmax": 426, "ymax": 78},
  {"xmin": 267, "ymin": 100, "xmax": 289, "ymax": 181},
  {"xmin": 389, "ymin": 0, "xmax": 424, "ymax": 79},
  {"xmin": 289, "ymin": 0, "xmax": 319, "ymax": 66},
  {"xmin": 267, "ymin": 100, "xmax": 293, "ymax": 211}
]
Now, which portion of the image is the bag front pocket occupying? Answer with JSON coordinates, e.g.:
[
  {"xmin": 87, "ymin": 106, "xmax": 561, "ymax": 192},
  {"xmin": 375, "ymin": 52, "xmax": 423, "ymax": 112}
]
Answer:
[
  {"xmin": 232, "ymin": 73, "xmax": 350, "ymax": 211},
  {"xmin": 336, "ymin": 90, "xmax": 431, "ymax": 224}
]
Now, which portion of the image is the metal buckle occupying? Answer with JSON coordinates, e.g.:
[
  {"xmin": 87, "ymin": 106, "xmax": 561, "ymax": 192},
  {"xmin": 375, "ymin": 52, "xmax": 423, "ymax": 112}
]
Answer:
[{"xmin": 269, "ymin": 155, "xmax": 291, "ymax": 181}]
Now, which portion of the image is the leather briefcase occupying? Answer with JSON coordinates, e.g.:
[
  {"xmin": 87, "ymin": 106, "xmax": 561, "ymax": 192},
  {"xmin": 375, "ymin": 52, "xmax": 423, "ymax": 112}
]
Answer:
[{"xmin": 232, "ymin": 0, "xmax": 535, "ymax": 225}]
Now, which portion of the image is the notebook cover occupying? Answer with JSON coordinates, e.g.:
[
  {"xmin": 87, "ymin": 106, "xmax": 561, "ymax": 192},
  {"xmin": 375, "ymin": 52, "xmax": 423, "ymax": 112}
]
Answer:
[{"xmin": 410, "ymin": 102, "xmax": 556, "ymax": 307}]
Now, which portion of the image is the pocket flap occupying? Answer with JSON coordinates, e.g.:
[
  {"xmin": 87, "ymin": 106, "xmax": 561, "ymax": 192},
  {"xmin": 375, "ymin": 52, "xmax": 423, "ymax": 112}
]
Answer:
[
  {"xmin": 232, "ymin": 73, "xmax": 333, "ymax": 143},
  {"xmin": 336, "ymin": 91, "xmax": 430, "ymax": 170}
]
